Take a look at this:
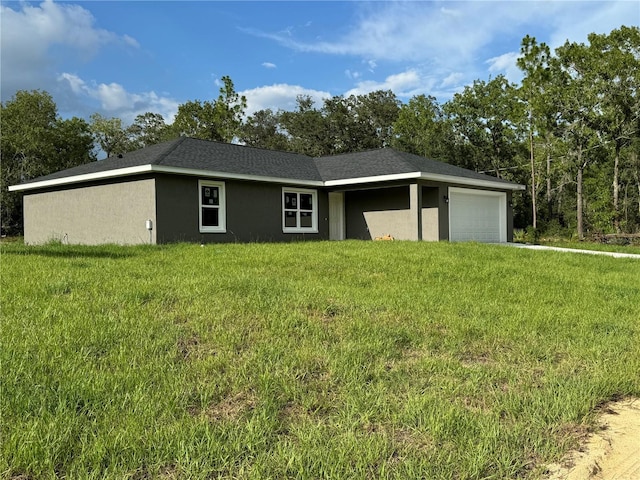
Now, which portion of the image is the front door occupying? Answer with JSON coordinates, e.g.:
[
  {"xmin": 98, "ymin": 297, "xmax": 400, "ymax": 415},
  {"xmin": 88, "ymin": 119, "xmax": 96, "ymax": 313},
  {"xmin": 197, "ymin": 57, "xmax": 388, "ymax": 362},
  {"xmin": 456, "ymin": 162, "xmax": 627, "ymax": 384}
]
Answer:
[{"xmin": 328, "ymin": 192, "xmax": 345, "ymax": 240}]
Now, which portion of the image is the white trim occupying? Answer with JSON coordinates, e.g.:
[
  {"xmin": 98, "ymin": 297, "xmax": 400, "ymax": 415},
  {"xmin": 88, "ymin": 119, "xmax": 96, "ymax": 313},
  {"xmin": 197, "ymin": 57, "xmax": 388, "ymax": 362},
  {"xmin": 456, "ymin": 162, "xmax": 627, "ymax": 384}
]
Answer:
[
  {"xmin": 282, "ymin": 187, "xmax": 318, "ymax": 234},
  {"xmin": 198, "ymin": 180, "xmax": 226, "ymax": 233},
  {"xmin": 325, "ymin": 171, "xmax": 524, "ymax": 191},
  {"xmin": 448, "ymin": 187, "xmax": 507, "ymax": 243},
  {"xmin": 8, "ymin": 165, "xmax": 155, "ymax": 192},
  {"xmin": 8, "ymin": 164, "xmax": 324, "ymax": 192},
  {"xmin": 10, "ymin": 165, "xmax": 524, "ymax": 193},
  {"xmin": 324, "ymin": 172, "xmax": 422, "ymax": 186}
]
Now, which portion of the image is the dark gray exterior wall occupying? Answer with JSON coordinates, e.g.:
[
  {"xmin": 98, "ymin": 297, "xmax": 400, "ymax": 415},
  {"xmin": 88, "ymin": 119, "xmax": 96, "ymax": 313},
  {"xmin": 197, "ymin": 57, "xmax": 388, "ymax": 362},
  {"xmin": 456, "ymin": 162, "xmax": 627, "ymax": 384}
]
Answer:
[
  {"xmin": 155, "ymin": 175, "xmax": 329, "ymax": 243},
  {"xmin": 506, "ymin": 191, "xmax": 514, "ymax": 242},
  {"xmin": 343, "ymin": 181, "xmax": 514, "ymax": 242},
  {"xmin": 344, "ymin": 184, "xmax": 445, "ymax": 241}
]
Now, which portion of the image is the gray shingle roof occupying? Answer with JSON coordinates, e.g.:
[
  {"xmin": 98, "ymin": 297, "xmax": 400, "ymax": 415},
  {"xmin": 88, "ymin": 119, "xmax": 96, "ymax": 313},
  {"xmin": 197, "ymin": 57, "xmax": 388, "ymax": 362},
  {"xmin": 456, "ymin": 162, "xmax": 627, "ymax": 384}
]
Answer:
[
  {"xmin": 12, "ymin": 137, "xmax": 523, "ymax": 190},
  {"xmin": 315, "ymin": 148, "xmax": 518, "ymax": 187},
  {"xmin": 28, "ymin": 137, "xmax": 322, "ymax": 183}
]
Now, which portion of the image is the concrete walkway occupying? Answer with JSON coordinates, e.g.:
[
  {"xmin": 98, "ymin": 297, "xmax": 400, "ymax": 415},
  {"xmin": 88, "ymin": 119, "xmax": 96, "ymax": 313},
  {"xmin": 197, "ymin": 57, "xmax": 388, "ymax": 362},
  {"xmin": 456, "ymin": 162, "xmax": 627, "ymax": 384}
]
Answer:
[{"xmin": 507, "ymin": 243, "xmax": 640, "ymax": 259}]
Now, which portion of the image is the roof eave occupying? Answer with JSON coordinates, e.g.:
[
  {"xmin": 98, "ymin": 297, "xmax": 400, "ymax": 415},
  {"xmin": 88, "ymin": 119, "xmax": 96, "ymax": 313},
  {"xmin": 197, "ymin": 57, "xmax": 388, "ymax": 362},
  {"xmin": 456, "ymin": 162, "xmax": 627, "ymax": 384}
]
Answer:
[
  {"xmin": 324, "ymin": 171, "xmax": 525, "ymax": 191},
  {"xmin": 8, "ymin": 165, "xmax": 155, "ymax": 192},
  {"xmin": 8, "ymin": 164, "xmax": 324, "ymax": 192}
]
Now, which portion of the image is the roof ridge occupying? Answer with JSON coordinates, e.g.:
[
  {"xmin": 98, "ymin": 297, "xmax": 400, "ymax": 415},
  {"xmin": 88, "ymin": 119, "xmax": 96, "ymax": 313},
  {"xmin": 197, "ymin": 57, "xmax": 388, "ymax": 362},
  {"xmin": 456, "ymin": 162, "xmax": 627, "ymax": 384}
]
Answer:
[
  {"xmin": 182, "ymin": 136, "xmax": 316, "ymax": 159},
  {"xmin": 154, "ymin": 136, "xmax": 188, "ymax": 165}
]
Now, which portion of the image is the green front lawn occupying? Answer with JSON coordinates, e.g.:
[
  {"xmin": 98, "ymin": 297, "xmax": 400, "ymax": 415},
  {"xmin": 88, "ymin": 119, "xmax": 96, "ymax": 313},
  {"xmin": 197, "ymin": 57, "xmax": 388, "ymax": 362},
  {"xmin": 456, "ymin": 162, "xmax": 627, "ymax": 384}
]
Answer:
[{"xmin": 2, "ymin": 241, "xmax": 639, "ymax": 479}]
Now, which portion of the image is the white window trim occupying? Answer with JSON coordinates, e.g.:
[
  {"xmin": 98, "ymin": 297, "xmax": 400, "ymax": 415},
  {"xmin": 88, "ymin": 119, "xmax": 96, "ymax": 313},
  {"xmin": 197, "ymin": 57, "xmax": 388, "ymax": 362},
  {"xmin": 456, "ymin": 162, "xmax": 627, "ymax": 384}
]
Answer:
[
  {"xmin": 199, "ymin": 180, "xmax": 226, "ymax": 233},
  {"xmin": 282, "ymin": 187, "xmax": 318, "ymax": 233}
]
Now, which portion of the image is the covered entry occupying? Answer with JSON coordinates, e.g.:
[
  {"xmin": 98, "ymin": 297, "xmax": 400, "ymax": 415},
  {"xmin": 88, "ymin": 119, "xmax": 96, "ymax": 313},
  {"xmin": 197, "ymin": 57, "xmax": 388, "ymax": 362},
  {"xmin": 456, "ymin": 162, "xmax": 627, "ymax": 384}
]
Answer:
[{"xmin": 448, "ymin": 187, "xmax": 507, "ymax": 243}]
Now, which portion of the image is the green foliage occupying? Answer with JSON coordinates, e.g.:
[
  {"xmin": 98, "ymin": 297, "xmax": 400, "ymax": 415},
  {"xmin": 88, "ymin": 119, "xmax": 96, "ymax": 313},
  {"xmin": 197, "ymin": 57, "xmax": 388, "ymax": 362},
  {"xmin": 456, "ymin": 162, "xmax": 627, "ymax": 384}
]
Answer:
[
  {"xmin": 240, "ymin": 108, "xmax": 290, "ymax": 151},
  {"xmin": 444, "ymin": 75, "xmax": 527, "ymax": 181},
  {"xmin": 391, "ymin": 95, "xmax": 455, "ymax": 163},
  {"xmin": 89, "ymin": 113, "xmax": 132, "ymax": 158},
  {"xmin": 279, "ymin": 95, "xmax": 333, "ymax": 156},
  {"xmin": 2, "ymin": 241, "xmax": 639, "ymax": 479},
  {"xmin": 516, "ymin": 26, "xmax": 640, "ymax": 237},
  {"xmin": 1, "ymin": 90, "xmax": 96, "ymax": 235},
  {"xmin": 127, "ymin": 112, "xmax": 176, "ymax": 149},
  {"xmin": 173, "ymin": 76, "xmax": 247, "ymax": 142},
  {"xmin": 244, "ymin": 91, "xmax": 400, "ymax": 156}
]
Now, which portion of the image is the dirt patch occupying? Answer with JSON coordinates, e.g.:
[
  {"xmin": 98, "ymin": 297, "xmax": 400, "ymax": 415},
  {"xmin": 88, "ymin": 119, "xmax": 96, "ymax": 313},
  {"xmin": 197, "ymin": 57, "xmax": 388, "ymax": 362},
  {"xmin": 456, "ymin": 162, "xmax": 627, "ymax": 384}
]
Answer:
[{"xmin": 545, "ymin": 398, "xmax": 640, "ymax": 479}]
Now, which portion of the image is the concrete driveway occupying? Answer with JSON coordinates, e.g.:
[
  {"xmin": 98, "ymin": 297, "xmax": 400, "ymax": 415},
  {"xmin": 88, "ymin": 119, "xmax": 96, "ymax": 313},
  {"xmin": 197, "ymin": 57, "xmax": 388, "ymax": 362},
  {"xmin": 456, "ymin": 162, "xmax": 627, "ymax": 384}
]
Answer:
[{"xmin": 506, "ymin": 243, "xmax": 640, "ymax": 259}]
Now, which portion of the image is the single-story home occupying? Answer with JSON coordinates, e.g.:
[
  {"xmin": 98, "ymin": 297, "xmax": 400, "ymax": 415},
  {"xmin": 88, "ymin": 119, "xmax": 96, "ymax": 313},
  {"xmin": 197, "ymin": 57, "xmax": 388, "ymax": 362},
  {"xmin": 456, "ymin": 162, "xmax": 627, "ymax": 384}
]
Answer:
[{"xmin": 9, "ymin": 137, "xmax": 525, "ymax": 245}]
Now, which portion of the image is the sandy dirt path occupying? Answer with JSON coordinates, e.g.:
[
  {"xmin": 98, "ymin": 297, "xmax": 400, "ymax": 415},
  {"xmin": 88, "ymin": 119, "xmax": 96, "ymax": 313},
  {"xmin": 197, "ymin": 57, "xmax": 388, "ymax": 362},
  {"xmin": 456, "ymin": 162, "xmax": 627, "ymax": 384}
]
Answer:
[{"xmin": 545, "ymin": 398, "xmax": 640, "ymax": 479}]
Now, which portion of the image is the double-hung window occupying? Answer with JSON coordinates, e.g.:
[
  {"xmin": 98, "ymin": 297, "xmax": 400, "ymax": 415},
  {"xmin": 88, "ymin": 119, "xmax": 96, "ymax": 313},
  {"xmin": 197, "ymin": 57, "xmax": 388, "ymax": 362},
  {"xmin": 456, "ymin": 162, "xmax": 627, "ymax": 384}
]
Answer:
[
  {"xmin": 283, "ymin": 188, "xmax": 317, "ymax": 233},
  {"xmin": 199, "ymin": 180, "xmax": 226, "ymax": 233}
]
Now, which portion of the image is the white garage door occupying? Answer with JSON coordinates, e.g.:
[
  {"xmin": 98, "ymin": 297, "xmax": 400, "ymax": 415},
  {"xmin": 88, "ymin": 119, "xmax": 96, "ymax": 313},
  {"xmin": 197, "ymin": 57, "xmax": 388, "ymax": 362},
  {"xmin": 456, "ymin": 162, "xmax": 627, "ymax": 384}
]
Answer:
[{"xmin": 449, "ymin": 187, "xmax": 506, "ymax": 243}]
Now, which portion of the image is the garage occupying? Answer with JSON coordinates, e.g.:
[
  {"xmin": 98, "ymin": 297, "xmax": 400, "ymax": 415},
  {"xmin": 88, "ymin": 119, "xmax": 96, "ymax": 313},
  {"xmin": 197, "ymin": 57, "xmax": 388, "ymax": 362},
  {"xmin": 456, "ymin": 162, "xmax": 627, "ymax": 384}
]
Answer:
[{"xmin": 448, "ymin": 187, "xmax": 507, "ymax": 243}]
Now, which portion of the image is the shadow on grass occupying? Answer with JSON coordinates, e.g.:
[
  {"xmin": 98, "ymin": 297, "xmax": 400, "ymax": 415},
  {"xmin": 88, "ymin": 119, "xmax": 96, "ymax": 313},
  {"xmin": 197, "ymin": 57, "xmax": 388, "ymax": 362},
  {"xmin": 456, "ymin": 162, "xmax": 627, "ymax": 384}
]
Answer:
[{"xmin": 1, "ymin": 245, "xmax": 137, "ymax": 259}]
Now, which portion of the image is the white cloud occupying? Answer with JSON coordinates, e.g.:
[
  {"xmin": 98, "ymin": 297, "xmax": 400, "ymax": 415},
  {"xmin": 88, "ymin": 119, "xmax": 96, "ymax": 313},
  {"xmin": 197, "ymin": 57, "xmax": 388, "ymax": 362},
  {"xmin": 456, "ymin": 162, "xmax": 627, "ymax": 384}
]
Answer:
[
  {"xmin": 0, "ymin": 0, "xmax": 137, "ymax": 97},
  {"xmin": 441, "ymin": 72, "xmax": 464, "ymax": 88},
  {"xmin": 239, "ymin": 84, "xmax": 331, "ymax": 116},
  {"xmin": 262, "ymin": 62, "xmax": 277, "ymax": 69},
  {"xmin": 345, "ymin": 70, "xmax": 362, "ymax": 80},
  {"xmin": 486, "ymin": 52, "xmax": 523, "ymax": 84},
  {"xmin": 58, "ymin": 73, "xmax": 179, "ymax": 124},
  {"xmin": 246, "ymin": 1, "xmax": 636, "ymax": 95},
  {"xmin": 344, "ymin": 69, "xmax": 432, "ymax": 98}
]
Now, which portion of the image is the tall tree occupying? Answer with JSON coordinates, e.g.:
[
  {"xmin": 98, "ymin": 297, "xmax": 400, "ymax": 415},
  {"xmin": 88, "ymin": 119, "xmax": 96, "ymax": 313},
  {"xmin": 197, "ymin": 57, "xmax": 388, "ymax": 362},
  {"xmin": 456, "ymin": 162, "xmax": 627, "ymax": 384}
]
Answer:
[
  {"xmin": 1, "ymin": 90, "xmax": 95, "ymax": 234},
  {"xmin": 554, "ymin": 41, "xmax": 604, "ymax": 239},
  {"xmin": 279, "ymin": 95, "xmax": 332, "ymax": 156},
  {"xmin": 53, "ymin": 117, "xmax": 96, "ymax": 170},
  {"xmin": 173, "ymin": 76, "xmax": 247, "ymax": 142},
  {"xmin": 127, "ymin": 112, "xmax": 174, "ymax": 149},
  {"xmin": 517, "ymin": 35, "xmax": 556, "ymax": 229},
  {"xmin": 392, "ymin": 94, "xmax": 454, "ymax": 162},
  {"xmin": 583, "ymin": 26, "xmax": 640, "ymax": 232},
  {"xmin": 240, "ymin": 109, "xmax": 289, "ymax": 151},
  {"xmin": 445, "ymin": 75, "xmax": 526, "ymax": 179},
  {"xmin": 89, "ymin": 113, "xmax": 131, "ymax": 158},
  {"xmin": 356, "ymin": 90, "xmax": 401, "ymax": 148}
]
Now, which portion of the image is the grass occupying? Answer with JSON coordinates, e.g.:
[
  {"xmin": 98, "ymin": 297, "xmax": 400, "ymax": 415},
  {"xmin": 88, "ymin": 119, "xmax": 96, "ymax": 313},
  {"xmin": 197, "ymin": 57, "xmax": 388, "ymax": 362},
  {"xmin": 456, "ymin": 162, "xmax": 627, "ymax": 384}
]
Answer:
[{"xmin": 2, "ymin": 241, "xmax": 639, "ymax": 479}]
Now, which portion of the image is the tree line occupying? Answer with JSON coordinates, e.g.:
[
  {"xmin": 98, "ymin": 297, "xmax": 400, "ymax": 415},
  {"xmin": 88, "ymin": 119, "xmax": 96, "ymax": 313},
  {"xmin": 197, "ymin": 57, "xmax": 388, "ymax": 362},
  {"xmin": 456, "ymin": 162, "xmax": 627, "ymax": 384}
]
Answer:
[{"xmin": 2, "ymin": 26, "xmax": 638, "ymax": 239}]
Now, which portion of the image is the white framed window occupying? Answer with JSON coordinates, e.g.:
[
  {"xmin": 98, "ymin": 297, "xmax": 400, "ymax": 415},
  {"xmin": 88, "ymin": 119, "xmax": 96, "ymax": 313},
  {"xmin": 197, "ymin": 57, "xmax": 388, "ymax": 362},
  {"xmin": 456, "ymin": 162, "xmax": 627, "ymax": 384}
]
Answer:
[
  {"xmin": 282, "ymin": 187, "xmax": 318, "ymax": 233},
  {"xmin": 199, "ymin": 180, "xmax": 226, "ymax": 233}
]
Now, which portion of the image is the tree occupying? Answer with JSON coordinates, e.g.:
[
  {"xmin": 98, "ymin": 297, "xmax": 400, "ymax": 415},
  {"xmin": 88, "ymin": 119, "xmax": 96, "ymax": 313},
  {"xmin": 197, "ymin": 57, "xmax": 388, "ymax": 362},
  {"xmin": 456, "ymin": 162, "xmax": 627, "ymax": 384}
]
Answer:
[
  {"xmin": 279, "ymin": 95, "xmax": 332, "ymax": 156},
  {"xmin": 356, "ymin": 90, "xmax": 401, "ymax": 148},
  {"xmin": 127, "ymin": 112, "xmax": 175, "ymax": 149},
  {"xmin": 553, "ymin": 41, "xmax": 604, "ymax": 239},
  {"xmin": 89, "ymin": 113, "xmax": 132, "ymax": 158},
  {"xmin": 583, "ymin": 26, "xmax": 640, "ymax": 232},
  {"xmin": 444, "ymin": 75, "xmax": 526, "ymax": 179},
  {"xmin": 173, "ymin": 76, "xmax": 247, "ymax": 142},
  {"xmin": 53, "ymin": 117, "xmax": 96, "ymax": 170},
  {"xmin": 240, "ymin": 109, "xmax": 289, "ymax": 151},
  {"xmin": 1, "ymin": 90, "xmax": 95, "ymax": 235},
  {"xmin": 392, "ymin": 94, "xmax": 454, "ymax": 162}
]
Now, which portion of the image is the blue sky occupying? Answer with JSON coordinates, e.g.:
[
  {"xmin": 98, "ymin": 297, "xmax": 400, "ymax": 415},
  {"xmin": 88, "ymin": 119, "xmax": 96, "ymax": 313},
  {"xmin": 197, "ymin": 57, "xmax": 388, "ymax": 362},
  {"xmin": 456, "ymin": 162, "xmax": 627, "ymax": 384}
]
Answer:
[{"xmin": 1, "ymin": 1, "xmax": 638, "ymax": 125}]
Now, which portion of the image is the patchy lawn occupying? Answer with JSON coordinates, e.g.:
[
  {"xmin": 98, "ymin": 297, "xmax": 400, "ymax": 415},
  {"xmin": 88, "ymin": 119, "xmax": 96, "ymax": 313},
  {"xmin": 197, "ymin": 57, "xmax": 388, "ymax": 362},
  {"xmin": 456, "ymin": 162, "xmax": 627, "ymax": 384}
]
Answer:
[{"xmin": 2, "ymin": 241, "xmax": 639, "ymax": 479}]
